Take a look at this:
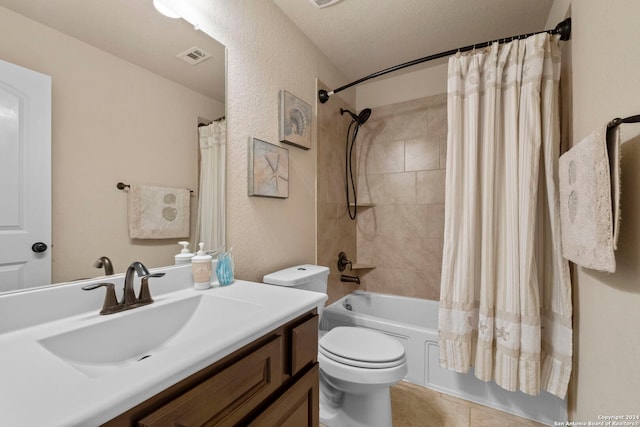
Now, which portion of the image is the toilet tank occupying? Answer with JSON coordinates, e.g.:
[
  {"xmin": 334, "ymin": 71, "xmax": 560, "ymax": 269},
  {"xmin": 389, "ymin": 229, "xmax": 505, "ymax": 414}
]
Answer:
[{"xmin": 263, "ymin": 264, "xmax": 330, "ymax": 294}]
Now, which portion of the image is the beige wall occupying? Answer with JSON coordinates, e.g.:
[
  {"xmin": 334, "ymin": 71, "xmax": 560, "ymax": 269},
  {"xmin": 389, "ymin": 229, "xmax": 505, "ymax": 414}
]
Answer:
[
  {"xmin": 569, "ymin": 0, "xmax": 640, "ymax": 419},
  {"xmin": 0, "ymin": 7, "xmax": 223, "ymax": 283},
  {"xmin": 356, "ymin": 63, "xmax": 448, "ymax": 110},
  {"xmin": 166, "ymin": 1, "xmax": 353, "ymax": 282}
]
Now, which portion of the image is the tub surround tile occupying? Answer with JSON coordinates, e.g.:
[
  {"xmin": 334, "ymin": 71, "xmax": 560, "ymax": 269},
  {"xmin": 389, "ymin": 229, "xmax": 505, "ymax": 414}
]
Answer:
[
  {"xmin": 355, "ymin": 173, "xmax": 384, "ymax": 205},
  {"xmin": 394, "ymin": 204, "xmax": 429, "ymax": 237},
  {"xmin": 405, "ymin": 137, "xmax": 441, "ymax": 172},
  {"xmin": 363, "ymin": 138, "xmax": 406, "ymax": 175},
  {"xmin": 366, "ymin": 267, "xmax": 441, "ymax": 300},
  {"xmin": 383, "ymin": 172, "xmax": 417, "ymax": 204},
  {"xmin": 392, "ymin": 106, "xmax": 428, "ymax": 141},
  {"xmin": 358, "ymin": 268, "xmax": 385, "ymax": 294},
  {"xmin": 440, "ymin": 137, "xmax": 448, "ymax": 169},
  {"xmin": 426, "ymin": 203, "xmax": 446, "ymax": 239},
  {"xmin": 354, "ymin": 233, "xmax": 377, "ymax": 266},
  {"xmin": 417, "ymin": 169, "xmax": 446, "ymax": 204},
  {"xmin": 352, "ymin": 94, "xmax": 447, "ymax": 301},
  {"xmin": 424, "ymin": 269, "xmax": 442, "ymax": 300},
  {"xmin": 317, "ymin": 81, "xmax": 358, "ymax": 306},
  {"xmin": 317, "ymin": 149, "xmax": 346, "ymax": 204},
  {"xmin": 382, "ymin": 269, "xmax": 434, "ymax": 299},
  {"xmin": 427, "ymin": 100, "xmax": 447, "ymax": 138}
]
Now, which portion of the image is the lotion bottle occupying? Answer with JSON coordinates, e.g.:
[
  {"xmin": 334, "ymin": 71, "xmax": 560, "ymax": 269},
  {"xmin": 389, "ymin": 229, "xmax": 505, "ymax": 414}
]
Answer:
[
  {"xmin": 174, "ymin": 241, "xmax": 194, "ymax": 265},
  {"xmin": 191, "ymin": 242, "xmax": 212, "ymax": 290}
]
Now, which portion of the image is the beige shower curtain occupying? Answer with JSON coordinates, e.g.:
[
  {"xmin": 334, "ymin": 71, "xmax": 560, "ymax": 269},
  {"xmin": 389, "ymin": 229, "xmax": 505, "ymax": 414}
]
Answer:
[
  {"xmin": 438, "ymin": 33, "xmax": 572, "ymax": 398},
  {"xmin": 195, "ymin": 120, "xmax": 226, "ymax": 252}
]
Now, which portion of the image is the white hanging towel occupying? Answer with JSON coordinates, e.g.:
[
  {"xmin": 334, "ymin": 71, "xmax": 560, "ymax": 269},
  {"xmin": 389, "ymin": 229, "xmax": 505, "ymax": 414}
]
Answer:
[
  {"xmin": 128, "ymin": 185, "xmax": 190, "ymax": 239},
  {"xmin": 558, "ymin": 124, "xmax": 621, "ymax": 273}
]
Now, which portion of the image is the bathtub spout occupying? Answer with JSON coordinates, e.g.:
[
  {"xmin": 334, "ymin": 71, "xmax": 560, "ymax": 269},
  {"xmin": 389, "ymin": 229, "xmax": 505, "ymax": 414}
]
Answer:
[{"xmin": 340, "ymin": 274, "xmax": 360, "ymax": 285}]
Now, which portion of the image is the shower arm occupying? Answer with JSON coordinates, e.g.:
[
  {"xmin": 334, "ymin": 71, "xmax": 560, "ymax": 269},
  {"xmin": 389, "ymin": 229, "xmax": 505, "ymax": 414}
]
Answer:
[{"xmin": 319, "ymin": 18, "xmax": 571, "ymax": 104}]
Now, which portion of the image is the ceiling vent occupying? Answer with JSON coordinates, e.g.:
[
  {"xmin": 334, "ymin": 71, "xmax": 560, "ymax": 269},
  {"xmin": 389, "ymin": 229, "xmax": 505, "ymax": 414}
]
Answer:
[
  {"xmin": 177, "ymin": 47, "xmax": 212, "ymax": 65},
  {"xmin": 308, "ymin": 0, "xmax": 343, "ymax": 8}
]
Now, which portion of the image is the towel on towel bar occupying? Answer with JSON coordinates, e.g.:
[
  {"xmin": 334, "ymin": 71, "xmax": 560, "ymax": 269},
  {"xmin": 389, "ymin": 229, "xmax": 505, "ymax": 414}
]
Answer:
[
  {"xmin": 128, "ymin": 185, "xmax": 190, "ymax": 239},
  {"xmin": 558, "ymin": 124, "xmax": 621, "ymax": 273}
]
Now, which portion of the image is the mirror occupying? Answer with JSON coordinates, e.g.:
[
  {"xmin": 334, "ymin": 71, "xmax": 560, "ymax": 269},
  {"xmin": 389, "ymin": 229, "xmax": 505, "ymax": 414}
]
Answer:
[{"xmin": 0, "ymin": 0, "xmax": 225, "ymax": 291}]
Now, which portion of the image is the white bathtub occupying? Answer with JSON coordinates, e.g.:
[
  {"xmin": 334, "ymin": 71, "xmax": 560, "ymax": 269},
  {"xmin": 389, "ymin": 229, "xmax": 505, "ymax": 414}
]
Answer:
[{"xmin": 321, "ymin": 291, "xmax": 567, "ymax": 426}]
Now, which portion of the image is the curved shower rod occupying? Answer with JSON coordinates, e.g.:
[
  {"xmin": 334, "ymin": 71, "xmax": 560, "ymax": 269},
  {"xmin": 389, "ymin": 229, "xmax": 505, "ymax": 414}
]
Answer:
[{"xmin": 318, "ymin": 18, "xmax": 572, "ymax": 104}]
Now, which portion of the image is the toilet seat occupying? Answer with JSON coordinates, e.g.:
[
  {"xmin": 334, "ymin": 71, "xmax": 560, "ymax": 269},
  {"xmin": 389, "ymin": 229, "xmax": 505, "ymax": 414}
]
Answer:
[{"xmin": 319, "ymin": 327, "xmax": 405, "ymax": 369}]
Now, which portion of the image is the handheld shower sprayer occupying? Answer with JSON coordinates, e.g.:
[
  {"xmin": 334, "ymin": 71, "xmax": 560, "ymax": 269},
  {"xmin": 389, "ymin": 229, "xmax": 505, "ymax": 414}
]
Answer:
[{"xmin": 341, "ymin": 107, "xmax": 372, "ymax": 219}]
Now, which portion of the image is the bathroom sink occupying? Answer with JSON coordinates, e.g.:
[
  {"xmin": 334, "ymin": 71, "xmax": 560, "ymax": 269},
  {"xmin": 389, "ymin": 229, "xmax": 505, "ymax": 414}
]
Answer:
[{"xmin": 38, "ymin": 293, "xmax": 263, "ymax": 376}]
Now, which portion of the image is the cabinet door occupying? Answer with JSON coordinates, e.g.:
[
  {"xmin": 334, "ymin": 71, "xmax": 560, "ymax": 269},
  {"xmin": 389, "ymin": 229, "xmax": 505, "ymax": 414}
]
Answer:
[
  {"xmin": 138, "ymin": 336, "xmax": 282, "ymax": 427},
  {"xmin": 247, "ymin": 364, "xmax": 319, "ymax": 427},
  {"xmin": 289, "ymin": 315, "xmax": 318, "ymax": 376}
]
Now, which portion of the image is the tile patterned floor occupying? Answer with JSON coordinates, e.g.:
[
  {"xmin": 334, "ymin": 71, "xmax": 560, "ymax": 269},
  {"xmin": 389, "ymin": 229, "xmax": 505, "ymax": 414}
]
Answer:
[
  {"xmin": 320, "ymin": 381, "xmax": 548, "ymax": 426},
  {"xmin": 390, "ymin": 381, "xmax": 548, "ymax": 427}
]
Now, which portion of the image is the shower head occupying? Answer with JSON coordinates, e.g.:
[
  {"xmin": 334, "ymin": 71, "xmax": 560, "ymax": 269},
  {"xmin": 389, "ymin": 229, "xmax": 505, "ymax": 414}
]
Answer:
[
  {"xmin": 340, "ymin": 108, "xmax": 372, "ymax": 126},
  {"xmin": 358, "ymin": 108, "xmax": 372, "ymax": 125}
]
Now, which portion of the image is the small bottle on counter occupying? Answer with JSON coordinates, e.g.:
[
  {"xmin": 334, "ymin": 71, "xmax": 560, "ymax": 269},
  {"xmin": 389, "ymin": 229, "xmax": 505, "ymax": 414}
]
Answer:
[
  {"xmin": 191, "ymin": 242, "xmax": 212, "ymax": 290},
  {"xmin": 174, "ymin": 241, "xmax": 194, "ymax": 265},
  {"xmin": 216, "ymin": 248, "xmax": 234, "ymax": 286}
]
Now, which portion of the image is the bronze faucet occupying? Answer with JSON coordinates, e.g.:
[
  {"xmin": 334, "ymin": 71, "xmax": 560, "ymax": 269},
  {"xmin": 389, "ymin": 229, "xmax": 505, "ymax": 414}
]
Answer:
[
  {"xmin": 93, "ymin": 256, "xmax": 114, "ymax": 276},
  {"xmin": 82, "ymin": 261, "xmax": 165, "ymax": 315},
  {"xmin": 121, "ymin": 261, "xmax": 149, "ymax": 305}
]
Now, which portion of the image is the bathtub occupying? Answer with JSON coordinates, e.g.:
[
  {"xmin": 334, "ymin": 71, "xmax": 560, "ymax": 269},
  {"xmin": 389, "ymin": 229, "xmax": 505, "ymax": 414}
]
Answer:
[{"xmin": 321, "ymin": 291, "xmax": 567, "ymax": 426}]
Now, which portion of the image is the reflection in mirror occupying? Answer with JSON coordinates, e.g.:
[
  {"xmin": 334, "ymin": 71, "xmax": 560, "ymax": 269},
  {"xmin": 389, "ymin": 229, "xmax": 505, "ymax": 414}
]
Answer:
[{"xmin": 0, "ymin": 0, "xmax": 226, "ymax": 292}]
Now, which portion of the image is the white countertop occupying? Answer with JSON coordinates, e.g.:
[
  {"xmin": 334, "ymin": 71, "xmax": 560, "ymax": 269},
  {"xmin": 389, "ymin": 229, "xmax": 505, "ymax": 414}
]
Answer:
[{"xmin": 0, "ymin": 270, "xmax": 325, "ymax": 427}]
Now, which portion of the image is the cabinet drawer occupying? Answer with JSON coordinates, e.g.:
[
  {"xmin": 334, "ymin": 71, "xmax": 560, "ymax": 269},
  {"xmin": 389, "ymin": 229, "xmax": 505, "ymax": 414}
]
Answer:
[
  {"xmin": 289, "ymin": 315, "xmax": 318, "ymax": 376},
  {"xmin": 247, "ymin": 364, "xmax": 319, "ymax": 427},
  {"xmin": 137, "ymin": 335, "xmax": 283, "ymax": 427}
]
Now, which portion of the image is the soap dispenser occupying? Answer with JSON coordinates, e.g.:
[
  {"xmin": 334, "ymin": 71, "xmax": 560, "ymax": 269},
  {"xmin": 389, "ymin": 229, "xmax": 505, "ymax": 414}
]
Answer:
[
  {"xmin": 191, "ymin": 243, "xmax": 212, "ymax": 290},
  {"xmin": 175, "ymin": 241, "xmax": 194, "ymax": 265}
]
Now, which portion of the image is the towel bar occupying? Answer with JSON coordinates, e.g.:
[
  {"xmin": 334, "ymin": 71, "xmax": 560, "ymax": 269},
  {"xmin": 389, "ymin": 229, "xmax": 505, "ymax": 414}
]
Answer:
[
  {"xmin": 116, "ymin": 182, "xmax": 193, "ymax": 193},
  {"xmin": 607, "ymin": 114, "xmax": 640, "ymax": 129}
]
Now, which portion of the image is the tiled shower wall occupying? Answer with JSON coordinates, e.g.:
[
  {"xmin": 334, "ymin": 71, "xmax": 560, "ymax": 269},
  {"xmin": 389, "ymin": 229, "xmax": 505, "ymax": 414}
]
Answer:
[
  {"xmin": 355, "ymin": 94, "xmax": 447, "ymax": 300},
  {"xmin": 317, "ymin": 81, "xmax": 360, "ymax": 304}
]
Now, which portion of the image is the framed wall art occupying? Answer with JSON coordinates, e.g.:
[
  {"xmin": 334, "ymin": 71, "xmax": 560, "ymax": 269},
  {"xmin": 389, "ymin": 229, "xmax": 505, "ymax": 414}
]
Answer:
[
  {"xmin": 248, "ymin": 138, "xmax": 289, "ymax": 198},
  {"xmin": 279, "ymin": 90, "xmax": 312, "ymax": 150}
]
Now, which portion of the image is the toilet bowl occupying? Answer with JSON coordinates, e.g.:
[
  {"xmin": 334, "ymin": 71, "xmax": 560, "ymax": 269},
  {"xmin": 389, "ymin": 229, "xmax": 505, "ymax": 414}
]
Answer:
[
  {"xmin": 263, "ymin": 265, "xmax": 407, "ymax": 427},
  {"xmin": 318, "ymin": 326, "xmax": 407, "ymax": 427}
]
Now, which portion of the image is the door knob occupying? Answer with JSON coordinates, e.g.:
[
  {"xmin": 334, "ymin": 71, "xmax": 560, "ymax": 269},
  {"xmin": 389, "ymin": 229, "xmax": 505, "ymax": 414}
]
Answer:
[{"xmin": 32, "ymin": 242, "xmax": 48, "ymax": 253}]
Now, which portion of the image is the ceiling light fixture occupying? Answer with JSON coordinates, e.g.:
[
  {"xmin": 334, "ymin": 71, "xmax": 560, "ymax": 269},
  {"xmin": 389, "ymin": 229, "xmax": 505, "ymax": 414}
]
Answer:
[
  {"xmin": 152, "ymin": 0, "xmax": 180, "ymax": 19},
  {"xmin": 308, "ymin": 0, "xmax": 344, "ymax": 8}
]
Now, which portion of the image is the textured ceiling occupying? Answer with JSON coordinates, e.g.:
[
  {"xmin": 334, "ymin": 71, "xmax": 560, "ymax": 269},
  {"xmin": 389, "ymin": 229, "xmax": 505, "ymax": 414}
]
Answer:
[
  {"xmin": 0, "ymin": 0, "xmax": 225, "ymax": 102},
  {"xmin": 273, "ymin": 0, "xmax": 554, "ymax": 82}
]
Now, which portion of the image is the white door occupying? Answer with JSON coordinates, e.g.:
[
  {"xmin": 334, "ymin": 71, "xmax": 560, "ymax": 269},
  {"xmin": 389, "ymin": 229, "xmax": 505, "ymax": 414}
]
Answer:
[{"xmin": 0, "ymin": 59, "xmax": 51, "ymax": 292}]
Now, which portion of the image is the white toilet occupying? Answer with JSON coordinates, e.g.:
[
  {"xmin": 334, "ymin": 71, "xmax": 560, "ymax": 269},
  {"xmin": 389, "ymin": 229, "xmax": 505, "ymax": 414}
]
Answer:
[{"xmin": 263, "ymin": 264, "xmax": 407, "ymax": 427}]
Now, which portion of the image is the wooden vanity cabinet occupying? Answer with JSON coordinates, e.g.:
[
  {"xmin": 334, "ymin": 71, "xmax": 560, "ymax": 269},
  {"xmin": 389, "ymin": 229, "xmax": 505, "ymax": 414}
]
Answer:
[{"xmin": 103, "ymin": 310, "xmax": 319, "ymax": 427}]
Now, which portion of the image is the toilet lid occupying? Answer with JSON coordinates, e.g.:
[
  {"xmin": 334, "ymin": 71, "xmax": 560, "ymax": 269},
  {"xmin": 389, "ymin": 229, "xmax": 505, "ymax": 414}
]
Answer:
[{"xmin": 319, "ymin": 327, "xmax": 405, "ymax": 368}]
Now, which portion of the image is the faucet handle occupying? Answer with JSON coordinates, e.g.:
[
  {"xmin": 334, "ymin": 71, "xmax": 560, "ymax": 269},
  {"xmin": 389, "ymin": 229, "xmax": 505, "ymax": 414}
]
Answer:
[
  {"xmin": 137, "ymin": 273, "xmax": 165, "ymax": 305},
  {"xmin": 337, "ymin": 252, "xmax": 352, "ymax": 272},
  {"xmin": 82, "ymin": 282, "xmax": 119, "ymax": 315}
]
